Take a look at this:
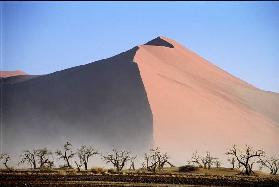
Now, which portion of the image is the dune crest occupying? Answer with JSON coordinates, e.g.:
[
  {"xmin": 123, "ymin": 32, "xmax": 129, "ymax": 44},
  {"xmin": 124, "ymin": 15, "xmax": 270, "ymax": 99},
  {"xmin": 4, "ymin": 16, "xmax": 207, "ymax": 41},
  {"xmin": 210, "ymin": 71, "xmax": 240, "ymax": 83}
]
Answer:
[{"xmin": 144, "ymin": 36, "xmax": 175, "ymax": 48}]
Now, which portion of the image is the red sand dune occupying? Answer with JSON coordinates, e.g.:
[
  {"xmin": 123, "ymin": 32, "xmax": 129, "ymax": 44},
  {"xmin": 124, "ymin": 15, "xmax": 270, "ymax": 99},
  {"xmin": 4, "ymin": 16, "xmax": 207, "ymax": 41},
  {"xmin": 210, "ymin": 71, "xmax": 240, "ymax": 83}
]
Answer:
[
  {"xmin": 0, "ymin": 70, "xmax": 27, "ymax": 78},
  {"xmin": 134, "ymin": 36, "xmax": 279, "ymax": 164},
  {"xmin": 1, "ymin": 36, "xmax": 279, "ymax": 166}
]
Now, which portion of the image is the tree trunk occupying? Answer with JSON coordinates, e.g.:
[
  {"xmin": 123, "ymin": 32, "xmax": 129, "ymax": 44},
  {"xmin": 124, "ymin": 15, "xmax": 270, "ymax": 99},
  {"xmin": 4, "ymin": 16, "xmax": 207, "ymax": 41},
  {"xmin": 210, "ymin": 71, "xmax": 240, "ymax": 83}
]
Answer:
[
  {"xmin": 66, "ymin": 158, "xmax": 71, "ymax": 168},
  {"xmin": 4, "ymin": 162, "xmax": 9, "ymax": 170},
  {"xmin": 245, "ymin": 164, "xmax": 252, "ymax": 175},
  {"xmin": 33, "ymin": 161, "xmax": 37, "ymax": 169},
  {"xmin": 84, "ymin": 162, "xmax": 88, "ymax": 170}
]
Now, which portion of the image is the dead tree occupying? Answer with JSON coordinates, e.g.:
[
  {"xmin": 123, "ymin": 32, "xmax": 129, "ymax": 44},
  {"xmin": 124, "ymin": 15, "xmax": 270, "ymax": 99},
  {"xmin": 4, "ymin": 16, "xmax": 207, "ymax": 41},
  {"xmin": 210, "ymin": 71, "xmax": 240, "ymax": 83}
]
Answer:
[
  {"xmin": 260, "ymin": 157, "xmax": 279, "ymax": 175},
  {"xmin": 143, "ymin": 147, "xmax": 173, "ymax": 173},
  {"xmin": 76, "ymin": 145, "xmax": 98, "ymax": 170},
  {"xmin": 19, "ymin": 150, "xmax": 39, "ymax": 169},
  {"xmin": 227, "ymin": 157, "xmax": 236, "ymax": 169},
  {"xmin": 143, "ymin": 153, "xmax": 150, "ymax": 170},
  {"xmin": 188, "ymin": 151, "xmax": 202, "ymax": 167},
  {"xmin": 0, "ymin": 153, "xmax": 11, "ymax": 170},
  {"xmin": 226, "ymin": 145, "xmax": 265, "ymax": 175},
  {"xmin": 56, "ymin": 141, "xmax": 75, "ymax": 168},
  {"xmin": 189, "ymin": 151, "xmax": 217, "ymax": 169},
  {"xmin": 202, "ymin": 152, "xmax": 218, "ymax": 169},
  {"xmin": 129, "ymin": 155, "xmax": 137, "ymax": 170},
  {"xmin": 36, "ymin": 148, "xmax": 53, "ymax": 168},
  {"xmin": 159, "ymin": 153, "xmax": 174, "ymax": 168},
  {"xmin": 102, "ymin": 149, "xmax": 131, "ymax": 172},
  {"xmin": 215, "ymin": 160, "xmax": 221, "ymax": 168},
  {"xmin": 74, "ymin": 160, "xmax": 82, "ymax": 172}
]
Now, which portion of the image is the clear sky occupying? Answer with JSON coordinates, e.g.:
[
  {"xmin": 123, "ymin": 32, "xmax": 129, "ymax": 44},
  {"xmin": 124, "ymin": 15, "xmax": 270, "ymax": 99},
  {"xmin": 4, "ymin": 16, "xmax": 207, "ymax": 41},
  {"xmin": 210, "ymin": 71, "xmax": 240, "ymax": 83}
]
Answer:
[{"xmin": 1, "ymin": 1, "xmax": 279, "ymax": 92}]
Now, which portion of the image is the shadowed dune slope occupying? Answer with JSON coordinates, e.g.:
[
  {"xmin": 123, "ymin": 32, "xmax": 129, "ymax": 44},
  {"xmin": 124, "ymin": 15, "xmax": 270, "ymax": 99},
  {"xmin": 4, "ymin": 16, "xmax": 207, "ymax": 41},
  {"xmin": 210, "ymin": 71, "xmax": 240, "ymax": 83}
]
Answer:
[
  {"xmin": 1, "ymin": 47, "xmax": 153, "ymax": 156},
  {"xmin": 134, "ymin": 36, "xmax": 279, "ymax": 165},
  {"xmin": 1, "ymin": 75, "xmax": 39, "ymax": 84}
]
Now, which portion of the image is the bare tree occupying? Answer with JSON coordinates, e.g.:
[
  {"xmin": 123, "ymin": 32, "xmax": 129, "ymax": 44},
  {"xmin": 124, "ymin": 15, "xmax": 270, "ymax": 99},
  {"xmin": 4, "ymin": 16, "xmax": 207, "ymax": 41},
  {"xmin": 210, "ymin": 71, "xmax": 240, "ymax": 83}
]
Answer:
[
  {"xmin": 74, "ymin": 160, "xmax": 82, "ymax": 172},
  {"xmin": 76, "ymin": 145, "xmax": 98, "ymax": 170},
  {"xmin": 56, "ymin": 141, "xmax": 75, "ymax": 168},
  {"xmin": 227, "ymin": 157, "xmax": 236, "ymax": 169},
  {"xmin": 260, "ymin": 156, "xmax": 279, "ymax": 175},
  {"xmin": 0, "ymin": 153, "xmax": 11, "ymax": 170},
  {"xmin": 129, "ymin": 155, "xmax": 137, "ymax": 170},
  {"xmin": 226, "ymin": 145, "xmax": 265, "ymax": 175},
  {"xmin": 202, "ymin": 152, "xmax": 218, "ymax": 169},
  {"xmin": 37, "ymin": 148, "xmax": 53, "ymax": 168},
  {"xmin": 188, "ymin": 151, "xmax": 202, "ymax": 167},
  {"xmin": 19, "ymin": 150, "xmax": 39, "ymax": 169},
  {"xmin": 215, "ymin": 160, "xmax": 221, "ymax": 168},
  {"xmin": 143, "ymin": 147, "xmax": 173, "ymax": 173},
  {"xmin": 189, "ymin": 151, "xmax": 217, "ymax": 169},
  {"xmin": 102, "ymin": 149, "xmax": 131, "ymax": 172}
]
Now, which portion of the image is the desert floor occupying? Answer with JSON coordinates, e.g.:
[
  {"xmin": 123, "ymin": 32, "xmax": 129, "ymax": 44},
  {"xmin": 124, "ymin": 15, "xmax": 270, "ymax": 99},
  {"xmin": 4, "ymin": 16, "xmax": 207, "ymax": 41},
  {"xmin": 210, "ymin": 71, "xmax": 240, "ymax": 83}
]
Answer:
[{"xmin": 0, "ymin": 167, "xmax": 278, "ymax": 187}]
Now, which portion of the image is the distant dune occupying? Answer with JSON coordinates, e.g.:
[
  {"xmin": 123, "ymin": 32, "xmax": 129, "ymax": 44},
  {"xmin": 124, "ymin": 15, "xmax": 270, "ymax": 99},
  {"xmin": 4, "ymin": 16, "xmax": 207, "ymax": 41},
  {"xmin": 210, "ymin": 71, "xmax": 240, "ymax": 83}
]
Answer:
[
  {"xmin": 0, "ymin": 70, "xmax": 27, "ymax": 78},
  {"xmin": 1, "ymin": 36, "xmax": 278, "ymax": 166}
]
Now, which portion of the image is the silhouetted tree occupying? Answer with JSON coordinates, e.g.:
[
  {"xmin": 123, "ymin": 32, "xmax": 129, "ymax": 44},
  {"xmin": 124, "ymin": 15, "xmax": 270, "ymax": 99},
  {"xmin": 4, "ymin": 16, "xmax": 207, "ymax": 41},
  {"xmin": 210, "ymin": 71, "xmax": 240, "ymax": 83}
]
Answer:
[
  {"xmin": 143, "ymin": 147, "xmax": 173, "ymax": 173},
  {"xmin": 56, "ymin": 141, "xmax": 75, "ymax": 168},
  {"xmin": 226, "ymin": 145, "xmax": 265, "ymax": 175},
  {"xmin": 0, "ymin": 153, "xmax": 11, "ymax": 170},
  {"xmin": 19, "ymin": 150, "xmax": 39, "ymax": 169},
  {"xmin": 76, "ymin": 145, "xmax": 98, "ymax": 170},
  {"xmin": 37, "ymin": 148, "xmax": 53, "ymax": 168},
  {"xmin": 102, "ymin": 149, "xmax": 131, "ymax": 172},
  {"xmin": 260, "ymin": 156, "xmax": 279, "ymax": 175}
]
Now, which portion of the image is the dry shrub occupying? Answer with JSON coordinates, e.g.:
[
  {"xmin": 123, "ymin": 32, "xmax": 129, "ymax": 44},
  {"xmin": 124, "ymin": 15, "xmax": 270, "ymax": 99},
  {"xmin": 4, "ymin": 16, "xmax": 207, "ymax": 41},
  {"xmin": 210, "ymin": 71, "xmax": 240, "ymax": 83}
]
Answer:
[
  {"xmin": 107, "ymin": 168, "xmax": 115, "ymax": 173},
  {"xmin": 178, "ymin": 165, "xmax": 198, "ymax": 172},
  {"xmin": 108, "ymin": 168, "xmax": 121, "ymax": 174},
  {"xmin": 39, "ymin": 167, "xmax": 53, "ymax": 173},
  {"xmin": 91, "ymin": 167, "xmax": 107, "ymax": 174}
]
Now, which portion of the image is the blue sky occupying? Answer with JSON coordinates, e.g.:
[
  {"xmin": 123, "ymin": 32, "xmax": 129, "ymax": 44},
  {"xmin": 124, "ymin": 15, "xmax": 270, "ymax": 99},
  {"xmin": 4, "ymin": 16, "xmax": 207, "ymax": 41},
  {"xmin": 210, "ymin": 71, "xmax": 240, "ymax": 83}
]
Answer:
[{"xmin": 1, "ymin": 2, "xmax": 279, "ymax": 92}]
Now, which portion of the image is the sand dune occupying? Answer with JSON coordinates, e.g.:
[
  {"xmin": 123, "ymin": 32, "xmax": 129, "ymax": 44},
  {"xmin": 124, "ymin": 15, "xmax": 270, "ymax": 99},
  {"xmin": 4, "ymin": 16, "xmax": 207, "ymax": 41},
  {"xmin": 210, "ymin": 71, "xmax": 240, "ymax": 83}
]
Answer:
[
  {"xmin": 1, "ymin": 36, "xmax": 278, "ymax": 166},
  {"xmin": 0, "ymin": 70, "xmax": 27, "ymax": 78}
]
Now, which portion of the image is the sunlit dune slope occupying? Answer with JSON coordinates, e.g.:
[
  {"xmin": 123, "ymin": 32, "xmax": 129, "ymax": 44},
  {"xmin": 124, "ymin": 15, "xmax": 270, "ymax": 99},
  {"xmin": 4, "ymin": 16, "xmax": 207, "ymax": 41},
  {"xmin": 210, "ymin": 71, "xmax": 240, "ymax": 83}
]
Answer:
[{"xmin": 134, "ymin": 36, "xmax": 279, "ymax": 164}]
